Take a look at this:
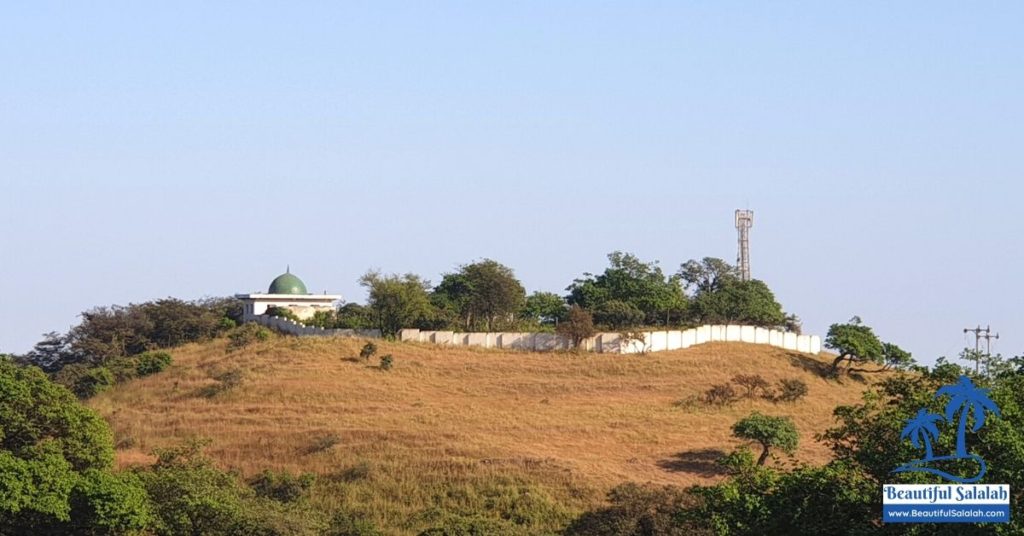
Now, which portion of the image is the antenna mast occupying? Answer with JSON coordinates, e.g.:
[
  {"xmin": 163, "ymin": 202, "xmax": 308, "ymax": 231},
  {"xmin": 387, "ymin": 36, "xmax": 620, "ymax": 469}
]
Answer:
[{"xmin": 735, "ymin": 209, "xmax": 753, "ymax": 281}]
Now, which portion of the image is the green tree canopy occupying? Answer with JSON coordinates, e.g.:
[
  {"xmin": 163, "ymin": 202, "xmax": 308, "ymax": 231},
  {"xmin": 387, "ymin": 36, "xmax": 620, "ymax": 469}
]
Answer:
[
  {"xmin": 825, "ymin": 317, "xmax": 885, "ymax": 374},
  {"xmin": 678, "ymin": 257, "xmax": 740, "ymax": 294},
  {"xmin": 360, "ymin": 271, "xmax": 435, "ymax": 338},
  {"xmin": 0, "ymin": 360, "xmax": 150, "ymax": 534},
  {"xmin": 432, "ymin": 260, "xmax": 526, "ymax": 331},
  {"xmin": 567, "ymin": 252, "xmax": 687, "ymax": 327},
  {"xmin": 690, "ymin": 279, "xmax": 785, "ymax": 327},
  {"xmin": 731, "ymin": 412, "xmax": 799, "ymax": 466},
  {"xmin": 522, "ymin": 291, "xmax": 568, "ymax": 326}
]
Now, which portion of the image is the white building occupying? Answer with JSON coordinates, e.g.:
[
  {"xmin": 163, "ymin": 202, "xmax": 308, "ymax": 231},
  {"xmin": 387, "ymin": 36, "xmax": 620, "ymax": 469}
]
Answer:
[{"xmin": 236, "ymin": 269, "xmax": 341, "ymax": 322}]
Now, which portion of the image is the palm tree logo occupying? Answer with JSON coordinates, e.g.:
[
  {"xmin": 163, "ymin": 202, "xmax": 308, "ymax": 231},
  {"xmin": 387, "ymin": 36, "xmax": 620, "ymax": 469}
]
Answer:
[
  {"xmin": 900, "ymin": 409, "xmax": 943, "ymax": 460},
  {"xmin": 892, "ymin": 375, "xmax": 1001, "ymax": 484}
]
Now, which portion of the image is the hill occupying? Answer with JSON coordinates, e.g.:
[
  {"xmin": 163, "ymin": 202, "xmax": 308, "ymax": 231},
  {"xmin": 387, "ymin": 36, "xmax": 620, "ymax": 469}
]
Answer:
[{"xmin": 90, "ymin": 335, "xmax": 879, "ymax": 534}]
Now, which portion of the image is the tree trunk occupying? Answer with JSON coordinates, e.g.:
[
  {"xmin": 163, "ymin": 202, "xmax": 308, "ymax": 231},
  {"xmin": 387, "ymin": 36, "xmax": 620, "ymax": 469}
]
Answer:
[
  {"xmin": 830, "ymin": 353, "xmax": 849, "ymax": 374},
  {"xmin": 757, "ymin": 444, "xmax": 770, "ymax": 466}
]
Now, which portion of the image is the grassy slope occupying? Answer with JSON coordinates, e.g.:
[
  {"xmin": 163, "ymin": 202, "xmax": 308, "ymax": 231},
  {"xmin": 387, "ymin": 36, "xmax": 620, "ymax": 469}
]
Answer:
[{"xmin": 90, "ymin": 336, "xmax": 877, "ymax": 534}]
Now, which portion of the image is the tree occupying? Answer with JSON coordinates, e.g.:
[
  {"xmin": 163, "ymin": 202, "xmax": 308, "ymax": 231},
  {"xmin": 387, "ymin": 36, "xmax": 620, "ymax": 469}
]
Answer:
[
  {"xmin": 824, "ymin": 317, "xmax": 884, "ymax": 374},
  {"xmin": 557, "ymin": 306, "xmax": 596, "ymax": 349},
  {"xmin": 26, "ymin": 297, "xmax": 238, "ymax": 374},
  {"xmin": 882, "ymin": 342, "xmax": 914, "ymax": 371},
  {"xmin": 433, "ymin": 260, "xmax": 526, "ymax": 331},
  {"xmin": 140, "ymin": 440, "xmax": 254, "ymax": 536},
  {"xmin": 593, "ymin": 300, "xmax": 645, "ymax": 329},
  {"xmin": 460, "ymin": 259, "xmax": 526, "ymax": 331},
  {"xmin": 25, "ymin": 331, "xmax": 77, "ymax": 372},
  {"xmin": 335, "ymin": 303, "xmax": 373, "ymax": 329},
  {"xmin": 731, "ymin": 412, "xmax": 798, "ymax": 466},
  {"xmin": 678, "ymin": 257, "xmax": 739, "ymax": 294},
  {"xmin": 522, "ymin": 291, "xmax": 567, "ymax": 326},
  {"xmin": 691, "ymin": 279, "xmax": 785, "ymax": 327},
  {"xmin": 0, "ymin": 360, "xmax": 150, "ymax": 533},
  {"xmin": 360, "ymin": 271, "xmax": 435, "ymax": 338},
  {"xmin": 567, "ymin": 252, "xmax": 686, "ymax": 327}
]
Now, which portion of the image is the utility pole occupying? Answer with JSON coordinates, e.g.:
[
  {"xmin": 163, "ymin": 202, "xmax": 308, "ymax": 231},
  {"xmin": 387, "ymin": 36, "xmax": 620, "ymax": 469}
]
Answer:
[
  {"xmin": 735, "ymin": 209, "xmax": 753, "ymax": 282},
  {"xmin": 963, "ymin": 325, "xmax": 995, "ymax": 373},
  {"xmin": 980, "ymin": 330, "xmax": 999, "ymax": 374}
]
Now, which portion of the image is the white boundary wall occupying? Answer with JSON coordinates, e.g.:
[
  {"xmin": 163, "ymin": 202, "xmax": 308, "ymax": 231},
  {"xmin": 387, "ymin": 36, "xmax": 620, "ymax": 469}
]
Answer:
[
  {"xmin": 250, "ymin": 315, "xmax": 381, "ymax": 339},
  {"xmin": 399, "ymin": 325, "xmax": 821, "ymax": 355},
  {"xmin": 247, "ymin": 318, "xmax": 821, "ymax": 356}
]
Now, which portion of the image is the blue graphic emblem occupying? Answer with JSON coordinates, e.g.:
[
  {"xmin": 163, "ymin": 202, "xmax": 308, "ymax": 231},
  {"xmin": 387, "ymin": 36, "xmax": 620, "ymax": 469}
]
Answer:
[{"xmin": 892, "ymin": 375, "xmax": 1000, "ymax": 483}]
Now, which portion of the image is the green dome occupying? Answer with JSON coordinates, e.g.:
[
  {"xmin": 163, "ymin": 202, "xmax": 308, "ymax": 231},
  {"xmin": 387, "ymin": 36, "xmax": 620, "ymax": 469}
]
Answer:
[{"xmin": 268, "ymin": 271, "xmax": 308, "ymax": 295}]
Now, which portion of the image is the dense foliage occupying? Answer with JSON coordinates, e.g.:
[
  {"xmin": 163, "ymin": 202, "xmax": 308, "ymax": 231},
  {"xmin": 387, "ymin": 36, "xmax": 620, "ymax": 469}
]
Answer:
[
  {"xmin": 572, "ymin": 356, "xmax": 1024, "ymax": 535},
  {"xmin": 567, "ymin": 252, "xmax": 687, "ymax": 328},
  {"xmin": 432, "ymin": 259, "xmax": 527, "ymax": 331},
  {"xmin": 0, "ymin": 361, "xmax": 380, "ymax": 535},
  {"xmin": 359, "ymin": 271, "xmax": 435, "ymax": 337},
  {"xmin": 18, "ymin": 297, "xmax": 239, "ymax": 397},
  {"xmin": 0, "ymin": 359, "xmax": 151, "ymax": 534},
  {"xmin": 567, "ymin": 253, "xmax": 793, "ymax": 330}
]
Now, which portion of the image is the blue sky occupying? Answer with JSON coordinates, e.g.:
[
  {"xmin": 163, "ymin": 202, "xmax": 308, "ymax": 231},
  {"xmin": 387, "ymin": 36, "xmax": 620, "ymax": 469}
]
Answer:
[{"xmin": 2, "ymin": 2, "xmax": 1021, "ymax": 364}]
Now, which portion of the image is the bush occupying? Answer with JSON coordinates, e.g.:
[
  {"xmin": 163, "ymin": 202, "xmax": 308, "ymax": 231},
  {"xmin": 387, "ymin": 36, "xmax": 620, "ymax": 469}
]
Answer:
[
  {"xmin": 106, "ymin": 356, "xmax": 141, "ymax": 383},
  {"xmin": 704, "ymin": 383, "xmax": 737, "ymax": 406},
  {"xmin": 307, "ymin": 433, "xmax": 341, "ymax": 454},
  {"xmin": 775, "ymin": 378, "xmax": 808, "ymax": 402},
  {"xmin": 136, "ymin": 351, "xmax": 173, "ymax": 376},
  {"xmin": 200, "ymin": 369, "xmax": 244, "ymax": 398},
  {"xmin": 417, "ymin": 514, "xmax": 523, "ymax": 536},
  {"xmin": 78, "ymin": 366, "xmax": 116, "ymax": 398},
  {"xmin": 360, "ymin": 342, "xmax": 378, "ymax": 360},
  {"xmin": 565, "ymin": 483, "xmax": 705, "ymax": 536},
  {"xmin": 556, "ymin": 305, "xmax": 597, "ymax": 349},
  {"xmin": 731, "ymin": 374, "xmax": 770, "ymax": 399},
  {"xmin": 379, "ymin": 354, "xmax": 394, "ymax": 371},
  {"xmin": 328, "ymin": 510, "xmax": 383, "ymax": 536},
  {"xmin": 250, "ymin": 470, "xmax": 316, "ymax": 502},
  {"xmin": 227, "ymin": 323, "xmax": 271, "ymax": 351},
  {"xmin": 264, "ymin": 306, "xmax": 300, "ymax": 322}
]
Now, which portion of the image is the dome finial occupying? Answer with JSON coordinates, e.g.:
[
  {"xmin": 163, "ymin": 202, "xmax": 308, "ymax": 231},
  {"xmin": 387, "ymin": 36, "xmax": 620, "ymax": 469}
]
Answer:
[{"xmin": 287, "ymin": 264, "xmax": 290, "ymax": 274}]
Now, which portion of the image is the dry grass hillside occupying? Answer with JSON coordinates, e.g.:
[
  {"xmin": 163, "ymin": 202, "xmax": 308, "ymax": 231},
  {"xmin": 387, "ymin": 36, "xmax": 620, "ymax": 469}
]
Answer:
[{"xmin": 90, "ymin": 335, "xmax": 880, "ymax": 534}]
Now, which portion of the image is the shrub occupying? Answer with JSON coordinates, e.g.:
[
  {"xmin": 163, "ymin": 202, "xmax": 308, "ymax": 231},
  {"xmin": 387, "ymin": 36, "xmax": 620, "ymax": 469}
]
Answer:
[
  {"xmin": 556, "ymin": 305, "xmax": 597, "ymax": 349},
  {"xmin": 731, "ymin": 374, "xmax": 770, "ymax": 399},
  {"xmin": 107, "ymin": 356, "xmax": 141, "ymax": 383},
  {"xmin": 335, "ymin": 461, "xmax": 371, "ymax": 482},
  {"xmin": 200, "ymin": 369, "xmax": 244, "ymax": 398},
  {"xmin": 250, "ymin": 470, "xmax": 316, "ymax": 502},
  {"xmin": 360, "ymin": 342, "xmax": 378, "ymax": 360},
  {"xmin": 264, "ymin": 306, "xmax": 300, "ymax": 322},
  {"xmin": 704, "ymin": 383, "xmax": 737, "ymax": 406},
  {"xmin": 79, "ymin": 366, "xmax": 116, "ymax": 398},
  {"xmin": 379, "ymin": 354, "xmax": 394, "ymax": 371},
  {"xmin": 327, "ymin": 510, "xmax": 383, "ymax": 536},
  {"xmin": 136, "ymin": 351, "xmax": 173, "ymax": 376},
  {"xmin": 308, "ymin": 433, "xmax": 341, "ymax": 454},
  {"xmin": 227, "ymin": 323, "xmax": 271, "ymax": 351},
  {"xmin": 417, "ymin": 514, "xmax": 523, "ymax": 536},
  {"xmin": 775, "ymin": 378, "xmax": 808, "ymax": 402},
  {"xmin": 565, "ymin": 483, "xmax": 703, "ymax": 536}
]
